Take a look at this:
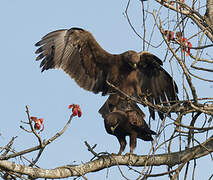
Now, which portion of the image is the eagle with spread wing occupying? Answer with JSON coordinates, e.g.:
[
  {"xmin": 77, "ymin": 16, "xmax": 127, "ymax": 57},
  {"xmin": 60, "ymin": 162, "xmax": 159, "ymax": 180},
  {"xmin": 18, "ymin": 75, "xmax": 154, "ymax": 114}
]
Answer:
[
  {"xmin": 35, "ymin": 27, "xmax": 178, "ymax": 119},
  {"xmin": 99, "ymin": 94, "xmax": 156, "ymax": 155}
]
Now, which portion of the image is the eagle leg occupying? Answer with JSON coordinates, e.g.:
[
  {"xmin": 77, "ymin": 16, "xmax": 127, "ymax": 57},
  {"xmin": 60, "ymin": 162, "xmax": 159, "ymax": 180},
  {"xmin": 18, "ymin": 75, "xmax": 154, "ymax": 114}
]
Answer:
[
  {"xmin": 129, "ymin": 133, "xmax": 137, "ymax": 154},
  {"xmin": 117, "ymin": 136, "xmax": 126, "ymax": 155}
]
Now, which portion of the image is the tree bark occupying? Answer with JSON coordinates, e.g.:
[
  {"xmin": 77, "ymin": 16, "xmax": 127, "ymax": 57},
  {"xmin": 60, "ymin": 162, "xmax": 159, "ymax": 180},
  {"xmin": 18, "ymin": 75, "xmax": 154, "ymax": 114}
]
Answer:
[
  {"xmin": 1, "ymin": 136, "xmax": 212, "ymax": 179},
  {"xmin": 205, "ymin": 0, "xmax": 213, "ymax": 33}
]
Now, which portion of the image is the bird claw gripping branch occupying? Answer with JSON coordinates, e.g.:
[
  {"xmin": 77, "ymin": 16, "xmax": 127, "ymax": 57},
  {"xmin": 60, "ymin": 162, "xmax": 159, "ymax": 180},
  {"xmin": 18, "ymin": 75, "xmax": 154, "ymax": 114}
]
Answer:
[{"xmin": 68, "ymin": 104, "xmax": 82, "ymax": 117}]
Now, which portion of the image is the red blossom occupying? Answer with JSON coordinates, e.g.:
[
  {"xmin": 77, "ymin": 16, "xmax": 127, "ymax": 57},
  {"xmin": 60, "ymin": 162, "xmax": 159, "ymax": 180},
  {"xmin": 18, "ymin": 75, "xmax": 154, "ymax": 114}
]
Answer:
[
  {"xmin": 68, "ymin": 104, "xmax": 82, "ymax": 117},
  {"xmin": 30, "ymin": 116, "xmax": 37, "ymax": 121},
  {"xmin": 164, "ymin": 30, "xmax": 174, "ymax": 41},
  {"xmin": 164, "ymin": 30, "xmax": 192, "ymax": 56},
  {"xmin": 179, "ymin": 37, "xmax": 192, "ymax": 56},
  {"xmin": 30, "ymin": 116, "xmax": 44, "ymax": 133},
  {"xmin": 39, "ymin": 118, "xmax": 44, "ymax": 124}
]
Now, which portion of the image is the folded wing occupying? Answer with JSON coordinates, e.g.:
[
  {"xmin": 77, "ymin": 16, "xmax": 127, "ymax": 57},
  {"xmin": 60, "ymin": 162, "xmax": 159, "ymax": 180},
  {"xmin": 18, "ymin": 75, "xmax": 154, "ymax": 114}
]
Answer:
[{"xmin": 138, "ymin": 52, "xmax": 178, "ymax": 119}]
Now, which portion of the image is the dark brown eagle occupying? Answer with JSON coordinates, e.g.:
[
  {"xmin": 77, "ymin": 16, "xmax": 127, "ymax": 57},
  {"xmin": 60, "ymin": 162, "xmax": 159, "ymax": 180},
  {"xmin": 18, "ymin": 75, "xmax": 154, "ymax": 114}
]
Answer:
[
  {"xmin": 35, "ymin": 27, "xmax": 178, "ymax": 119},
  {"xmin": 99, "ymin": 94, "xmax": 156, "ymax": 155}
]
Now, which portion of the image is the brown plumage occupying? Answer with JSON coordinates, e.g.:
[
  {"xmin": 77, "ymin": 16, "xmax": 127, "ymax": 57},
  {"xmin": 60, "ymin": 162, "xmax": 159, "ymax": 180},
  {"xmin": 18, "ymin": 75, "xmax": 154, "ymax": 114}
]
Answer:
[
  {"xmin": 99, "ymin": 95, "xmax": 156, "ymax": 155},
  {"xmin": 35, "ymin": 27, "xmax": 178, "ymax": 119}
]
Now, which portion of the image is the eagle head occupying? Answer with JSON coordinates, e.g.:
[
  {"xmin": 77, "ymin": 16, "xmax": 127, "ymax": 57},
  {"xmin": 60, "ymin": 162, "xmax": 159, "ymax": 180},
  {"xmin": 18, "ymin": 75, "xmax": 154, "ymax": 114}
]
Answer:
[{"xmin": 123, "ymin": 50, "xmax": 140, "ymax": 69}]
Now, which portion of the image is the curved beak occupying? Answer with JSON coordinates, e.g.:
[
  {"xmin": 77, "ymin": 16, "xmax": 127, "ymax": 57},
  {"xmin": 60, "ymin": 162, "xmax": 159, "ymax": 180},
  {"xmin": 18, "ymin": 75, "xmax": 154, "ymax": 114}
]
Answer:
[{"xmin": 110, "ymin": 123, "xmax": 119, "ymax": 133}]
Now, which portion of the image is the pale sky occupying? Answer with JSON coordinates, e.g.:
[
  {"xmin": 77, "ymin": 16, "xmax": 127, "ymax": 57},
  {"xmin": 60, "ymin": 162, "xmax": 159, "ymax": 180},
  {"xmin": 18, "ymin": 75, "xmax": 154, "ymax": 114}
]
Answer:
[{"xmin": 0, "ymin": 0, "xmax": 212, "ymax": 179}]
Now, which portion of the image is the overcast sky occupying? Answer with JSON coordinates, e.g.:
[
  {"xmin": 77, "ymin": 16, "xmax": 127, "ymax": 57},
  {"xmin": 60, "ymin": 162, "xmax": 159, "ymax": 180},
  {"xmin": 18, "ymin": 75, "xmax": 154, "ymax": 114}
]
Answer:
[{"xmin": 0, "ymin": 0, "xmax": 212, "ymax": 179}]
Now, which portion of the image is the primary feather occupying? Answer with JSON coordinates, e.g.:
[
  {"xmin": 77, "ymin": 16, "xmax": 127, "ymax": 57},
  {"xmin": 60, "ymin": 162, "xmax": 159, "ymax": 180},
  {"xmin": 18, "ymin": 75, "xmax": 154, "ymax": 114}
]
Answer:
[{"xmin": 35, "ymin": 27, "xmax": 178, "ymax": 119}]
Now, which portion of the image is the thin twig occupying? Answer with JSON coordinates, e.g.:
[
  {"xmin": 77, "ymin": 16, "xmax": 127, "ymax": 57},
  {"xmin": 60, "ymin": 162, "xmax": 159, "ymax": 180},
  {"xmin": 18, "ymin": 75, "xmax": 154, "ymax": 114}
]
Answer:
[{"xmin": 0, "ymin": 113, "xmax": 75, "ymax": 160}]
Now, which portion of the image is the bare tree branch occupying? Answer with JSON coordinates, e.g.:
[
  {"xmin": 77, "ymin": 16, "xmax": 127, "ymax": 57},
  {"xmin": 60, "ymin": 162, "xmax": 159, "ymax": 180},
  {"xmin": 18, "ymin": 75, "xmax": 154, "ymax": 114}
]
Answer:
[
  {"xmin": 0, "ymin": 136, "xmax": 212, "ymax": 179},
  {"xmin": 0, "ymin": 112, "xmax": 75, "ymax": 161},
  {"xmin": 155, "ymin": 0, "xmax": 213, "ymax": 41}
]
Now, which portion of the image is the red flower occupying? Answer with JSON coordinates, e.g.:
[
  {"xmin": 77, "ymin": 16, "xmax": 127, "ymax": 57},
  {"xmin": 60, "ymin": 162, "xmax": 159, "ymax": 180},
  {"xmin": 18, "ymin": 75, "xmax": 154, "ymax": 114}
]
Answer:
[
  {"xmin": 164, "ymin": 30, "xmax": 174, "ymax": 41},
  {"xmin": 180, "ymin": 37, "xmax": 192, "ymax": 56},
  {"xmin": 68, "ymin": 104, "xmax": 82, "ymax": 117},
  {"xmin": 30, "ymin": 116, "xmax": 44, "ymax": 133}
]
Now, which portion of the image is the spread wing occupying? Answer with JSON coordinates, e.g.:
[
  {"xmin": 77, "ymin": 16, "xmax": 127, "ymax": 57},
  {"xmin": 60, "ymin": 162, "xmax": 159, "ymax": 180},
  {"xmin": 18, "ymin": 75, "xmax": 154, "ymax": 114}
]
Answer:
[
  {"xmin": 138, "ymin": 51, "xmax": 178, "ymax": 120},
  {"xmin": 35, "ymin": 27, "xmax": 114, "ymax": 94}
]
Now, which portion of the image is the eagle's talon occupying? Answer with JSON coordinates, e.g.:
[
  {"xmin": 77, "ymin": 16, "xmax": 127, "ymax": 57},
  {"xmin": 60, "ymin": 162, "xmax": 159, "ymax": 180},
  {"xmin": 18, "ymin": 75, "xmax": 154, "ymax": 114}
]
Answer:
[
  {"xmin": 125, "ymin": 153, "xmax": 134, "ymax": 165},
  {"xmin": 111, "ymin": 153, "xmax": 117, "ymax": 156}
]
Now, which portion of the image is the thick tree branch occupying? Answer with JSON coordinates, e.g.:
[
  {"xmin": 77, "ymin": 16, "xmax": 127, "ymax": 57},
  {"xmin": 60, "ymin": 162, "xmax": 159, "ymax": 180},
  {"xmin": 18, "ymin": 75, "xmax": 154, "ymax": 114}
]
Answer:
[
  {"xmin": 205, "ymin": 0, "xmax": 213, "ymax": 33},
  {"xmin": 0, "ymin": 136, "xmax": 212, "ymax": 179}
]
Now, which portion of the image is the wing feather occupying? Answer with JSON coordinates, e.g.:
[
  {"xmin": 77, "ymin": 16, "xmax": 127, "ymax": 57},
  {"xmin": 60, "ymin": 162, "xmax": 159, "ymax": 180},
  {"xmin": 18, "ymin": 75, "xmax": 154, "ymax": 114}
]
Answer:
[
  {"xmin": 35, "ymin": 27, "xmax": 114, "ymax": 94},
  {"xmin": 138, "ymin": 51, "xmax": 178, "ymax": 120}
]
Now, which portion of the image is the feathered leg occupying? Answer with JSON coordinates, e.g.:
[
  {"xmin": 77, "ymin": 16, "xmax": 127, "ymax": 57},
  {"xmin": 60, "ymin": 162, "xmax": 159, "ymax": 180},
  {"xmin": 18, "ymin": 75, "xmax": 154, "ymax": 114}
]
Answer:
[
  {"xmin": 129, "ymin": 132, "xmax": 137, "ymax": 154},
  {"xmin": 117, "ymin": 136, "xmax": 126, "ymax": 155}
]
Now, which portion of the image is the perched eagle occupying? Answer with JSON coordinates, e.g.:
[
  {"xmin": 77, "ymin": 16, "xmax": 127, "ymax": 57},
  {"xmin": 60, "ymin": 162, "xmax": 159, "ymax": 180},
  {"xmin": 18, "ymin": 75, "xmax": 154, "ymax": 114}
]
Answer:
[
  {"xmin": 99, "ymin": 94, "xmax": 156, "ymax": 155},
  {"xmin": 35, "ymin": 27, "xmax": 178, "ymax": 119}
]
